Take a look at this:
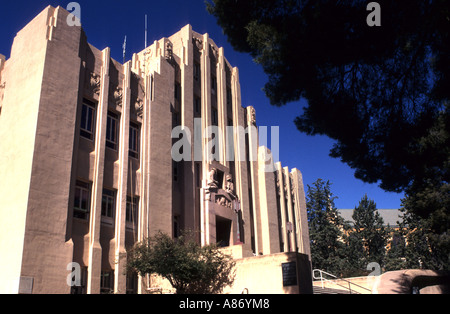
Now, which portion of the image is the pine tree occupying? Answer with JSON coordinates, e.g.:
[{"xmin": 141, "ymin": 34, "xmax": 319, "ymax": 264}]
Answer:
[
  {"xmin": 351, "ymin": 195, "xmax": 389, "ymax": 268},
  {"xmin": 397, "ymin": 198, "xmax": 450, "ymax": 270},
  {"xmin": 306, "ymin": 179, "xmax": 347, "ymax": 276}
]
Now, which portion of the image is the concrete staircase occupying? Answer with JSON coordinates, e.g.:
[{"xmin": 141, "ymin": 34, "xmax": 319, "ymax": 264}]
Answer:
[
  {"xmin": 313, "ymin": 285, "xmax": 354, "ymax": 294},
  {"xmin": 312, "ymin": 269, "xmax": 375, "ymax": 294}
]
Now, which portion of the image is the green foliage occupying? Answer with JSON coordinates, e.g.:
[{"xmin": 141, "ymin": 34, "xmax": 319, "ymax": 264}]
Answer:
[
  {"xmin": 397, "ymin": 189, "xmax": 450, "ymax": 270},
  {"xmin": 126, "ymin": 232, "xmax": 235, "ymax": 294},
  {"xmin": 306, "ymin": 179, "xmax": 348, "ymax": 276},
  {"xmin": 351, "ymin": 195, "xmax": 389, "ymax": 267},
  {"xmin": 208, "ymin": 0, "xmax": 449, "ymax": 268},
  {"xmin": 207, "ymin": 0, "xmax": 450, "ymax": 193}
]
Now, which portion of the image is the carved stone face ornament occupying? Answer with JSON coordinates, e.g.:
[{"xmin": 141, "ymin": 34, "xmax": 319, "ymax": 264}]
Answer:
[
  {"xmin": 225, "ymin": 174, "xmax": 235, "ymax": 197},
  {"xmin": 165, "ymin": 42, "xmax": 173, "ymax": 61},
  {"xmin": 205, "ymin": 168, "xmax": 218, "ymax": 201},
  {"xmin": 134, "ymin": 98, "xmax": 143, "ymax": 117},
  {"xmin": 248, "ymin": 107, "xmax": 256, "ymax": 126},
  {"xmin": 113, "ymin": 86, "xmax": 123, "ymax": 106},
  {"xmin": 89, "ymin": 72, "xmax": 101, "ymax": 95}
]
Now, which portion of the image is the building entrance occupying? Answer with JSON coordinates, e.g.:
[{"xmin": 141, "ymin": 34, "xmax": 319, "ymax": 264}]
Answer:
[{"xmin": 216, "ymin": 216, "xmax": 232, "ymax": 247}]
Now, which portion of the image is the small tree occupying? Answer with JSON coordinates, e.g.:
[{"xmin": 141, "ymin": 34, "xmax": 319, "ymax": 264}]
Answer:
[
  {"xmin": 351, "ymin": 194, "xmax": 389, "ymax": 268},
  {"xmin": 126, "ymin": 231, "xmax": 235, "ymax": 294}
]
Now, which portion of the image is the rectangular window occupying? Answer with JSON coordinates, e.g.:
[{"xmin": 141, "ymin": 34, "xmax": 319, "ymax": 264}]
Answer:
[
  {"xmin": 173, "ymin": 215, "xmax": 180, "ymax": 238},
  {"xmin": 129, "ymin": 122, "xmax": 140, "ymax": 159},
  {"xmin": 195, "ymin": 162, "xmax": 201, "ymax": 188},
  {"xmin": 227, "ymin": 87, "xmax": 232, "ymax": 112},
  {"xmin": 74, "ymin": 181, "xmax": 90, "ymax": 220},
  {"xmin": 212, "ymin": 108, "xmax": 218, "ymax": 126},
  {"xmin": 211, "ymin": 75, "xmax": 217, "ymax": 95},
  {"xmin": 106, "ymin": 111, "xmax": 118, "ymax": 150},
  {"xmin": 194, "ymin": 95, "xmax": 201, "ymax": 117},
  {"xmin": 172, "ymin": 111, "xmax": 180, "ymax": 128},
  {"xmin": 80, "ymin": 100, "xmax": 96, "ymax": 140},
  {"xmin": 101, "ymin": 188, "xmax": 115, "ymax": 220},
  {"xmin": 174, "ymin": 82, "xmax": 181, "ymax": 101},
  {"xmin": 100, "ymin": 271, "xmax": 114, "ymax": 294},
  {"xmin": 126, "ymin": 196, "xmax": 139, "ymax": 224},
  {"xmin": 173, "ymin": 161, "xmax": 179, "ymax": 182},
  {"xmin": 70, "ymin": 267, "xmax": 88, "ymax": 294},
  {"xmin": 194, "ymin": 62, "xmax": 200, "ymax": 81},
  {"xmin": 126, "ymin": 273, "xmax": 138, "ymax": 294}
]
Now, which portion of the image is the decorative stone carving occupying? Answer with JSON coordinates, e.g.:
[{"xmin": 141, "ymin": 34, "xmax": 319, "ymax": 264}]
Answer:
[
  {"xmin": 214, "ymin": 193, "xmax": 233, "ymax": 209},
  {"xmin": 112, "ymin": 86, "xmax": 123, "ymax": 107},
  {"xmin": 216, "ymin": 195, "xmax": 227, "ymax": 206},
  {"xmin": 276, "ymin": 176, "xmax": 281, "ymax": 195},
  {"xmin": 89, "ymin": 72, "xmax": 101, "ymax": 95},
  {"xmin": 225, "ymin": 174, "xmax": 235, "ymax": 198},
  {"xmin": 135, "ymin": 98, "xmax": 143, "ymax": 117},
  {"xmin": 143, "ymin": 47, "xmax": 152, "ymax": 58},
  {"xmin": 205, "ymin": 168, "xmax": 218, "ymax": 201},
  {"xmin": 207, "ymin": 168, "xmax": 219, "ymax": 189},
  {"xmin": 248, "ymin": 107, "xmax": 256, "ymax": 126},
  {"xmin": 0, "ymin": 82, "xmax": 5, "ymax": 107},
  {"xmin": 210, "ymin": 45, "xmax": 218, "ymax": 59},
  {"xmin": 290, "ymin": 176, "xmax": 295, "ymax": 197},
  {"xmin": 165, "ymin": 41, "xmax": 173, "ymax": 61},
  {"xmin": 192, "ymin": 37, "xmax": 203, "ymax": 50}
]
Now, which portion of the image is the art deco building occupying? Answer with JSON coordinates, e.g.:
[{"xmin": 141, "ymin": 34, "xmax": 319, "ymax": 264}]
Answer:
[{"xmin": 0, "ymin": 6, "xmax": 311, "ymax": 294}]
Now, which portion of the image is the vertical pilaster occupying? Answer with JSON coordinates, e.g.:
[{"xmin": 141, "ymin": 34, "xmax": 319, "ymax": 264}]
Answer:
[
  {"xmin": 179, "ymin": 25, "xmax": 196, "ymax": 234},
  {"xmin": 292, "ymin": 169, "xmax": 311, "ymax": 257},
  {"xmin": 87, "ymin": 47, "xmax": 110, "ymax": 294},
  {"xmin": 258, "ymin": 146, "xmax": 280, "ymax": 254},
  {"xmin": 139, "ymin": 72, "xmax": 152, "ymax": 241},
  {"xmin": 275, "ymin": 162, "xmax": 288, "ymax": 252},
  {"xmin": 231, "ymin": 69, "xmax": 251, "ymax": 250},
  {"xmin": 283, "ymin": 167, "xmax": 296, "ymax": 252},
  {"xmin": 114, "ymin": 61, "xmax": 131, "ymax": 294},
  {"xmin": 200, "ymin": 33, "xmax": 211, "ymax": 246},
  {"xmin": 137, "ymin": 71, "xmax": 152, "ymax": 295},
  {"xmin": 217, "ymin": 48, "xmax": 227, "ymax": 165},
  {"xmin": 246, "ymin": 106, "xmax": 261, "ymax": 254}
]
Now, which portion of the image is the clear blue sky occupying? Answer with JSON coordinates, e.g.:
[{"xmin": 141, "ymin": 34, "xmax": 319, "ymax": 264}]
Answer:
[{"xmin": 0, "ymin": 0, "xmax": 404, "ymax": 209}]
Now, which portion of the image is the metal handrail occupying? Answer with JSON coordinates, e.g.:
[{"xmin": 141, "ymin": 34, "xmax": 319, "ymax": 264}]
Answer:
[{"xmin": 313, "ymin": 269, "xmax": 372, "ymax": 294}]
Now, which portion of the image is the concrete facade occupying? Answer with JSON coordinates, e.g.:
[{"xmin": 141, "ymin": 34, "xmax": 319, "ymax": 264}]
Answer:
[{"xmin": 0, "ymin": 6, "xmax": 311, "ymax": 294}]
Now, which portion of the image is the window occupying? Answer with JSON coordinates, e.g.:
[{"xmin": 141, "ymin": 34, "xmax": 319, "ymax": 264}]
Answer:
[
  {"xmin": 173, "ymin": 215, "xmax": 180, "ymax": 238},
  {"xmin": 126, "ymin": 196, "xmax": 139, "ymax": 224},
  {"xmin": 100, "ymin": 271, "xmax": 114, "ymax": 294},
  {"xmin": 70, "ymin": 266, "xmax": 88, "ymax": 294},
  {"xmin": 101, "ymin": 188, "xmax": 115, "ymax": 221},
  {"xmin": 194, "ymin": 96, "xmax": 201, "ymax": 117},
  {"xmin": 227, "ymin": 88, "xmax": 232, "ymax": 111},
  {"xmin": 80, "ymin": 100, "xmax": 96, "ymax": 140},
  {"xmin": 173, "ymin": 161, "xmax": 179, "ymax": 182},
  {"xmin": 129, "ymin": 122, "xmax": 140, "ymax": 159},
  {"xmin": 126, "ymin": 273, "xmax": 138, "ymax": 294},
  {"xmin": 212, "ymin": 108, "xmax": 218, "ymax": 126},
  {"xmin": 172, "ymin": 111, "xmax": 180, "ymax": 128},
  {"xmin": 195, "ymin": 162, "xmax": 201, "ymax": 188},
  {"xmin": 74, "ymin": 181, "xmax": 90, "ymax": 220},
  {"xmin": 194, "ymin": 62, "xmax": 200, "ymax": 81},
  {"xmin": 211, "ymin": 75, "xmax": 217, "ymax": 95},
  {"xmin": 174, "ymin": 82, "xmax": 181, "ymax": 101},
  {"xmin": 106, "ymin": 111, "xmax": 118, "ymax": 150}
]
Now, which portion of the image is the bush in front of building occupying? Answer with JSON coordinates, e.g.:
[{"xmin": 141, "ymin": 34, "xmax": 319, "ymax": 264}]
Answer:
[{"xmin": 126, "ymin": 231, "xmax": 235, "ymax": 294}]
